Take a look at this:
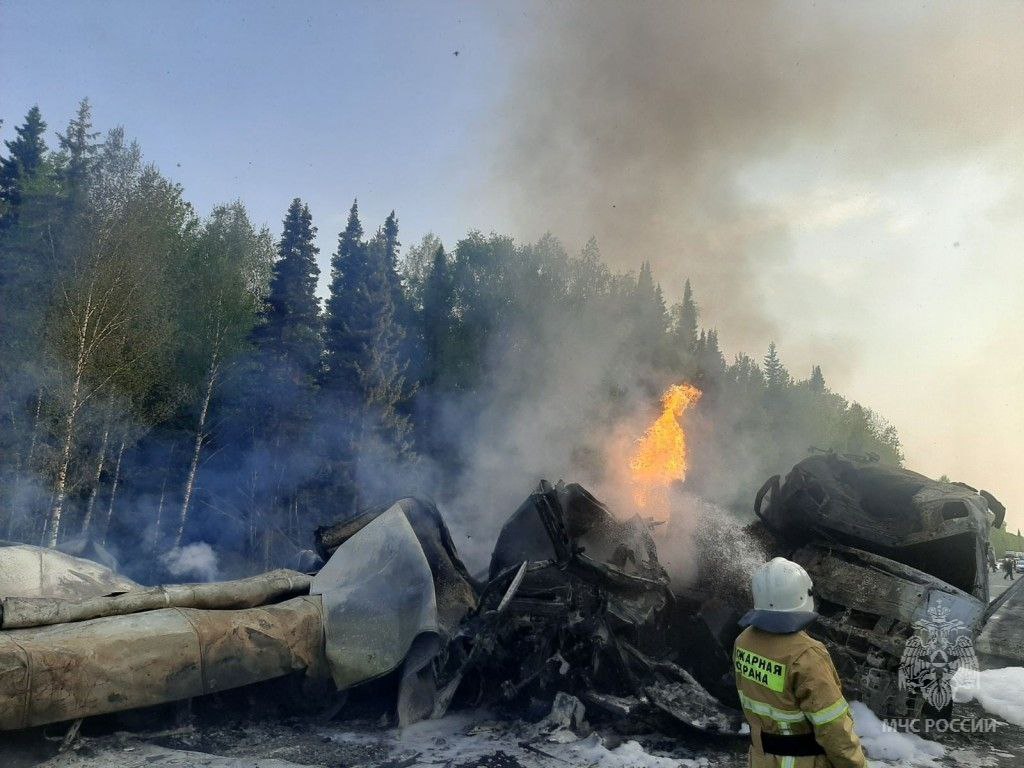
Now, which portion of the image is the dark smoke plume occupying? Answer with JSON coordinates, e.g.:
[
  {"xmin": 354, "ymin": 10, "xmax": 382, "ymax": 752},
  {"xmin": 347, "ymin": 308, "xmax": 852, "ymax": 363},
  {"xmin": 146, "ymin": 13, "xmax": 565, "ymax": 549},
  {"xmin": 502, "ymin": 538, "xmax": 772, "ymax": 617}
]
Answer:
[{"xmin": 494, "ymin": 1, "xmax": 1024, "ymax": 351}]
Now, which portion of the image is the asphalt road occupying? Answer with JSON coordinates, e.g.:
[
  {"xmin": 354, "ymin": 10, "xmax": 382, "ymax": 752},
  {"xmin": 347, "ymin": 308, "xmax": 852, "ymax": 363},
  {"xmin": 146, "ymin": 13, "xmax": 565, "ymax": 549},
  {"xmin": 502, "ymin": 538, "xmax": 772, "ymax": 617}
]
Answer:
[{"xmin": 989, "ymin": 569, "xmax": 1023, "ymax": 602}]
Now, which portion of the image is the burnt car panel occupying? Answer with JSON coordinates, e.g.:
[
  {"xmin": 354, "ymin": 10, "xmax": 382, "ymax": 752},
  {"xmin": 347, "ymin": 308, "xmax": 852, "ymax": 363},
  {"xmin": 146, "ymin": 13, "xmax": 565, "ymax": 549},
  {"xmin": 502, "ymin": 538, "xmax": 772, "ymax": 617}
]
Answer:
[
  {"xmin": 439, "ymin": 480, "xmax": 742, "ymax": 735},
  {"xmin": 755, "ymin": 453, "xmax": 994, "ymax": 602},
  {"xmin": 793, "ymin": 543, "xmax": 984, "ymax": 718}
]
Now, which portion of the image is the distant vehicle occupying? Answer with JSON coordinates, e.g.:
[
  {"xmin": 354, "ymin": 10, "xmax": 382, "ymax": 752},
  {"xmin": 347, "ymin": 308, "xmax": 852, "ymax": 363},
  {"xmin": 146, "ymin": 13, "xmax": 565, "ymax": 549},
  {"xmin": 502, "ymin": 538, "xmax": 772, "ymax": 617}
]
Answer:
[{"xmin": 1015, "ymin": 558, "xmax": 1024, "ymax": 573}]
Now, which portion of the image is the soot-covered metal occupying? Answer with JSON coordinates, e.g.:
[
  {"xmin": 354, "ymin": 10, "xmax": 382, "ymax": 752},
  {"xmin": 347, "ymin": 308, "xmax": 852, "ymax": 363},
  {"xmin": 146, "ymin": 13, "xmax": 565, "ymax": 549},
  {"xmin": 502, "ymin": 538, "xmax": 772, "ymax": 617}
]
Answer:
[
  {"xmin": 431, "ymin": 480, "xmax": 741, "ymax": 735},
  {"xmin": 752, "ymin": 452, "xmax": 1004, "ymax": 719}
]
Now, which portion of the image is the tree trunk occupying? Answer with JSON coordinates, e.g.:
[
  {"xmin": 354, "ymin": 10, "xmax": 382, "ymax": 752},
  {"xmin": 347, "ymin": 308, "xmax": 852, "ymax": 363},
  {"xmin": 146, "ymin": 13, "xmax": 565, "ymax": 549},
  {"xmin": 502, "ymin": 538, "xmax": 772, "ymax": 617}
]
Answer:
[
  {"xmin": 7, "ymin": 387, "xmax": 44, "ymax": 538},
  {"xmin": 152, "ymin": 476, "xmax": 167, "ymax": 549},
  {"xmin": 149, "ymin": 444, "xmax": 176, "ymax": 552},
  {"xmin": 25, "ymin": 387, "xmax": 43, "ymax": 470},
  {"xmin": 246, "ymin": 467, "xmax": 259, "ymax": 560},
  {"xmin": 82, "ymin": 404, "xmax": 113, "ymax": 536},
  {"xmin": 351, "ymin": 409, "xmax": 367, "ymax": 516},
  {"xmin": 175, "ymin": 349, "xmax": 219, "ymax": 549},
  {"xmin": 100, "ymin": 437, "xmax": 125, "ymax": 545},
  {"xmin": 1, "ymin": 395, "xmax": 25, "ymax": 537},
  {"xmin": 48, "ymin": 307, "xmax": 90, "ymax": 548}
]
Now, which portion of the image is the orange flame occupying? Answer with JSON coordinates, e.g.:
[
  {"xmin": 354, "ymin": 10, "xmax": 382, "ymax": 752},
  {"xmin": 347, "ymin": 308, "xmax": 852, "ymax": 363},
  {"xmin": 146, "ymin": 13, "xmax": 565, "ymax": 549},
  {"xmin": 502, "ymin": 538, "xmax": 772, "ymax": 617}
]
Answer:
[{"xmin": 629, "ymin": 383, "xmax": 702, "ymax": 519}]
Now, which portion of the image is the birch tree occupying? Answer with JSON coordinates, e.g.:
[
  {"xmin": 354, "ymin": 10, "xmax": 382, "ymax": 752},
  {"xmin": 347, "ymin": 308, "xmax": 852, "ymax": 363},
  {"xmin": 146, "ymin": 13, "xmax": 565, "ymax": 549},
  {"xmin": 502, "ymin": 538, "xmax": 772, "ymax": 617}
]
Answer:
[
  {"xmin": 172, "ymin": 203, "xmax": 273, "ymax": 547},
  {"xmin": 44, "ymin": 141, "xmax": 194, "ymax": 546}
]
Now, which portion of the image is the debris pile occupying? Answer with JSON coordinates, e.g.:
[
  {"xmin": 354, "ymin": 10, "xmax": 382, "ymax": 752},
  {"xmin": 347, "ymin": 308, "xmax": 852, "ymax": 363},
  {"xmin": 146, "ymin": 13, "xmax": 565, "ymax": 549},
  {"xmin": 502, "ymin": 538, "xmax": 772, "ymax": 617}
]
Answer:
[
  {"xmin": 433, "ymin": 481, "xmax": 740, "ymax": 735},
  {"xmin": 0, "ymin": 458, "xmax": 1009, "ymax": 746}
]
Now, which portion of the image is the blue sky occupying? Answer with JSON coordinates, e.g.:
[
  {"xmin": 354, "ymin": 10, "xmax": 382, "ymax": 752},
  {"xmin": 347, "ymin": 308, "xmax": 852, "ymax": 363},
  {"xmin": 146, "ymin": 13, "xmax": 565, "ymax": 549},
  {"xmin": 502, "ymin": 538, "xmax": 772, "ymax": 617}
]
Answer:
[{"xmin": 0, "ymin": 0, "xmax": 517, "ymax": 274}]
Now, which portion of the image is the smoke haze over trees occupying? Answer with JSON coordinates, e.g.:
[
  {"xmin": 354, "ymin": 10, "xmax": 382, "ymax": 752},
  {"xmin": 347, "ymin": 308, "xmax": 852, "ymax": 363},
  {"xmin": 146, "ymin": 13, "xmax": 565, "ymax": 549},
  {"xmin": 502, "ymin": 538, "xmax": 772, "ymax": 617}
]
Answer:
[
  {"xmin": 487, "ymin": 0, "xmax": 1024, "ymax": 532},
  {"xmin": 0, "ymin": 102, "xmax": 904, "ymax": 577}
]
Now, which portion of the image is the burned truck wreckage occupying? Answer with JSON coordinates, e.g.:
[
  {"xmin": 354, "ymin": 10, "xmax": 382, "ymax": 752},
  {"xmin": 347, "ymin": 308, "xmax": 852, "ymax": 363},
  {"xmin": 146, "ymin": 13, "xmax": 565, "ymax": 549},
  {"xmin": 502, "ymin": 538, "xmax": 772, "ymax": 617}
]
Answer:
[
  {"xmin": 310, "ymin": 483, "xmax": 741, "ymax": 735},
  {"xmin": 433, "ymin": 481, "xmax": 739, "ymax": 734},
  {"xmin": 0, "ymin": 458, "xmax": 1008, "ymax": 740},
  {"xmin": 754, "ymin": 453, "xmax": 1004, "ymax": 718}
]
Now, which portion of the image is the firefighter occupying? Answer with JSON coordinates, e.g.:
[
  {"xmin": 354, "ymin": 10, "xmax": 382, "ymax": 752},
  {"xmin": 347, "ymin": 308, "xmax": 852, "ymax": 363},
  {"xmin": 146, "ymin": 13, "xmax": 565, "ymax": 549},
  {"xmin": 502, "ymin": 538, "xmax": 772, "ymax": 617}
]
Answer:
[{"xmin": 734, "ymin": 557, "xmax": 867, "ymax": 768}]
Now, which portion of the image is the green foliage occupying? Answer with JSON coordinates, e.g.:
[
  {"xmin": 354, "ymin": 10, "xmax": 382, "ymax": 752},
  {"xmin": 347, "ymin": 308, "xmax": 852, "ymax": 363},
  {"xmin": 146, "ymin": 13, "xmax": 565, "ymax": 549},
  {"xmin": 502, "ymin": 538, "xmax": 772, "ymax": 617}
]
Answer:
[
  {"xmin": 0, "ymin": 99, "xmax": 911, "ymax": 564},
  {"xmin": 629, "ymin": 261, "xmax": 671, "ymax": 370},
  {"xmin": 255, "ymin": 198, "xmax": 321, "ymax": 384},
  {"xmin": 566, "ymin": 237, "xmax": 609, "ymax": 309},
  {"xmin": 322, "ymin": 200, "xmax": 368, "ymax": 394},
  {"xmin": 400, "ymin": 231, "xmax": 443, "ymax": 312},
  {"xmin": 421, "ymin": 245, "xmax": 453, "ymax": 386},
  {"xmin": 55, "ymin": 99, "xmax": 100, "ymax": 206},
  {"xmin": 320, "ymin": 201, "xmax": 413, "ymax": 507},
  {"xmin": 991, "ymin": 526, "xmax": 1024, "ymax": 558},
  {"xmin": 670, "ymin": 278, "xmax": 699, "ymax": 365},
  {"xmin": 809, "ymin": 365, "xmax": 826, "ymax": 394},
  {"xmin": 179, "ymin": 202, "xmax": 273, "ymax": 383},
  {"xmin": 358, "ymin": 229, "xmax": 413, "ymax": 451},
  {"xmin": 763, "ymin": 341, "xmax": 789, "ymax": 391},
  {"xmin": 0, "ymin": 105, "xmax": 49, "ymax": 227}
]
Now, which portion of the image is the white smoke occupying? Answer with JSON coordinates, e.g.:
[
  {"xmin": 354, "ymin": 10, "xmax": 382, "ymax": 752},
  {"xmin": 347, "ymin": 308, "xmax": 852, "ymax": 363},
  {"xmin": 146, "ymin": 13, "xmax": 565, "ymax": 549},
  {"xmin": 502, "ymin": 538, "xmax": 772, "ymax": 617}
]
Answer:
[{"xmin": 160, "ymin": 542, "xmax": 220, "ymax": 583}]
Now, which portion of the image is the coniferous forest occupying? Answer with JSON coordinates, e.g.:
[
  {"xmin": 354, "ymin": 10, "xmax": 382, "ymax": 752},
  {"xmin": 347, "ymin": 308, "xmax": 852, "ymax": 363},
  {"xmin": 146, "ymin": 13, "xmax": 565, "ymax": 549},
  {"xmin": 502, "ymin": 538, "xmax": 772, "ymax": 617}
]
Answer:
[{"xmin": 0, "ymin": 102, "xmax": 903, "ymax": 579}]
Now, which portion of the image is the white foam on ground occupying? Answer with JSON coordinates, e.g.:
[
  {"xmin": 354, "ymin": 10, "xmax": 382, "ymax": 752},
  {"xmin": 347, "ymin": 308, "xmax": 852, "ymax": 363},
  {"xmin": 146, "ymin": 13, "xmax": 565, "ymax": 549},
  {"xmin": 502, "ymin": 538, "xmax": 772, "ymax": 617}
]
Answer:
[
  {"xmin": 563, "ymin": 734, "xmax": 707, "ymax": 768},
  {"xmin": 850, "ymin": 701, "xmax": 944, "ymax": 766},
  {"xmin": 952, "ymin": 666, "xmax": 1024, "ymax": 726},
  {"xmin": 329, "ymin": 712, "xmax": 708, "ymax": 767},
  {"xmin": 40, "ymin": 743, "xmax": 313, "ymax": 768}
]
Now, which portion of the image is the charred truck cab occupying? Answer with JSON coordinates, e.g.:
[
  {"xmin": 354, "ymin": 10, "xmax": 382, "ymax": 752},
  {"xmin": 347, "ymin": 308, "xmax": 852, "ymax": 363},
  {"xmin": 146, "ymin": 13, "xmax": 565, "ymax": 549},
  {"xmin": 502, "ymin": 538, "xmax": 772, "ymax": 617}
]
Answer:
[{"xmin": 753, "ymin": 453, "xmax": 1003, "ymax": 719}]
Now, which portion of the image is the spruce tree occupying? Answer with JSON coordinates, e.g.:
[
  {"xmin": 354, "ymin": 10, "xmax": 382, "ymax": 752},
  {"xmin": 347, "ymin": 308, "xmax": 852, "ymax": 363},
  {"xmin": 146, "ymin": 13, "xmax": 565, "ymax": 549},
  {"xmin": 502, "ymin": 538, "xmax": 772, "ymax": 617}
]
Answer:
[
  {"xmin": 670, "ymin": 277, "xmax": 700, "ymax": 373},
  {"xmin": 676, "ymin": 279, "xmax": 699, "ymax": 350},
  {"xmin": 322, "ymin": 202, "xmax": 413, "ymax": 506},
  {"xmin": 636, "ymin": 261, "xmax": 656, "ymax": 303},
  {"xmin": 763, "ymin": 341, "xmax": 789, "ymax": 390},
  {"xmin": 0, "ymin": 106, "xmax": 62, "ymax": 409},
  {"xmin": 414, "ymin": 244, "xmax": 452, "ymax": 458},
  {"xmin": 241, "ymin": 199, "xmax": 321, "ymax": 550},
  {"xmin": 56, "ymin": 98, "xmax": 100, "ymax": 204},
  {"xmin": 421, "ymin": 245, "xmax": 452, "ymax": 387},
  {"xmin": 380, "ymin": 209, "xmax": 416, "ymax": 354},
  {"xmin": 703, "ymin": 329, "xmax": 726, "ymax": 377},
  {"xmin": 254, "ymin": 199, "xmax": 321, "ymax": 383},
  {"xmin": 631, "ymin": 261, "xmax": 668, "ymax": 367},
  {"xmin": 809, "ymin": 365, "xmax": 826, "ymax": 393},
  {"xmin": 691, "ymin": 327, "xmax": 726, "ymax": 382},
  {"xmin": 323, "ymin": 200, "xmax": 368, "ymax": 394},
  {"xmin": 319, "ymin": 200, "xmax": 368, "ymax": 511},
  {"xmin": 0, "ymin": 106, "xmax": 49, "ymax": 227},
  {"xmin": 360, "ymin": 229, "xmax": 412, "ymax": 452},
  {"xmin": 381, "ymin": 210, "xmax": 403, "ymax": 305}
]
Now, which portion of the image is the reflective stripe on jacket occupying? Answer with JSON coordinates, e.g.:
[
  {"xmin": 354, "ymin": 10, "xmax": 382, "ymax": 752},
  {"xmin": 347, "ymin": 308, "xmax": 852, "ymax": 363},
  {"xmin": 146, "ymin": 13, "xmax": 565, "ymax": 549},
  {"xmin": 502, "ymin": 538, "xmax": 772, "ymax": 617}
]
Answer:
[{"xmin": 734, "ymin": 627, "xmax": 867, "ymax": 768}]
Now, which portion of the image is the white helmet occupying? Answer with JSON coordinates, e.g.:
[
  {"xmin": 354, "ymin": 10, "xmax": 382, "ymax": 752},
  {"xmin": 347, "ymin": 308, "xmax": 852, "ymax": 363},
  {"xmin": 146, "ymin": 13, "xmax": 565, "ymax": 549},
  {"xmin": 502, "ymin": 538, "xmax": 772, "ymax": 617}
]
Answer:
[{"xmin": 741, "ymin": 557, "xmax": 817, "ymax": 633}]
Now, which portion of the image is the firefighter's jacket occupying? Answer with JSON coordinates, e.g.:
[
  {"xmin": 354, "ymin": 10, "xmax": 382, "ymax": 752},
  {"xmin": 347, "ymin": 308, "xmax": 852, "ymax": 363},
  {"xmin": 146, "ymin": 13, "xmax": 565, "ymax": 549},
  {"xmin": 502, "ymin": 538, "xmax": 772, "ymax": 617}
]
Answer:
[{"xmin": 734, "ymin": 626, "xmax": 867, "ymax": 768}]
